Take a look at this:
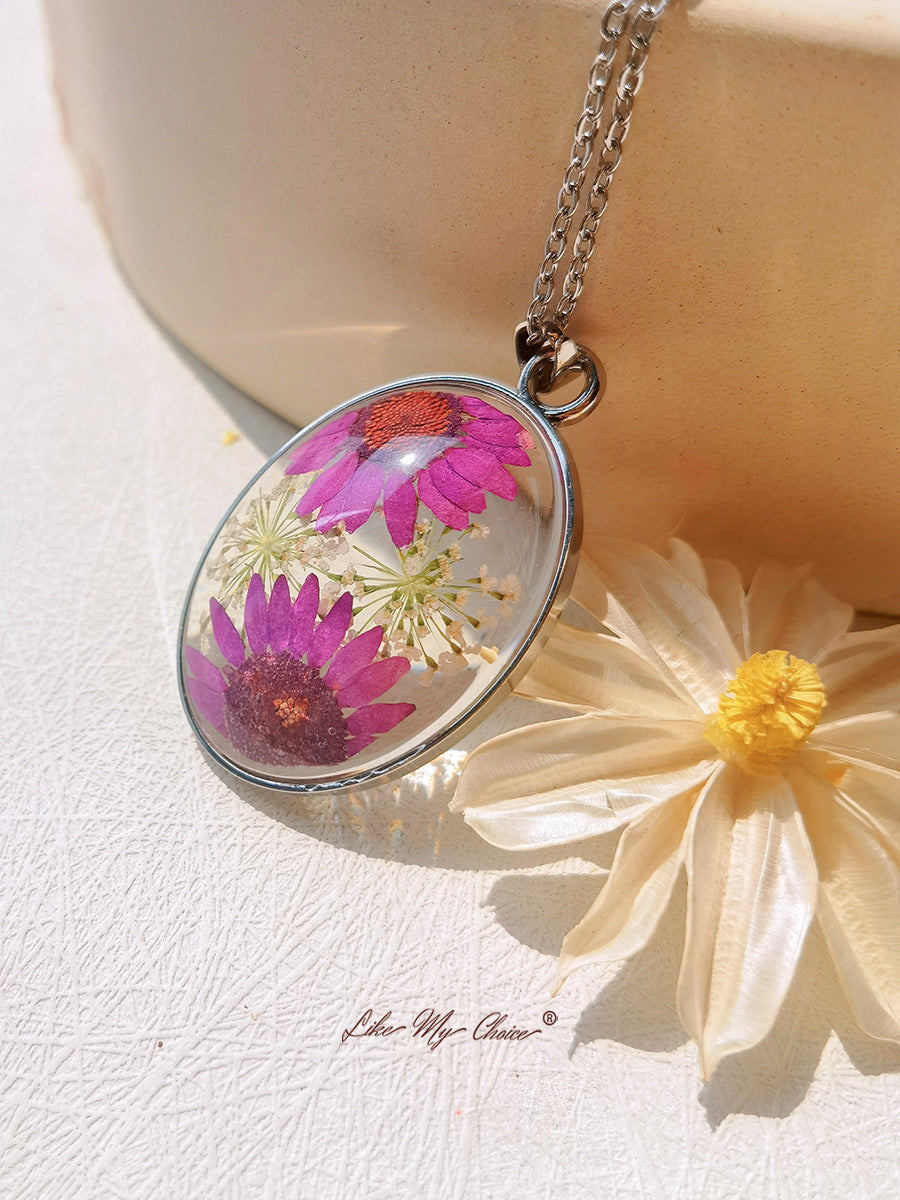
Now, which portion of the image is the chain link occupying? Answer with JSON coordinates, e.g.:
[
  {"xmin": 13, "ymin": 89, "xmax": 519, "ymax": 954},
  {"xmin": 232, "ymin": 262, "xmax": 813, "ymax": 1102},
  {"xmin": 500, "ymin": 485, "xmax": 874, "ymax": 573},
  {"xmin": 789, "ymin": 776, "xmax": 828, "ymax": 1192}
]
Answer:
[{"xmin": 525, "ymin": 0, "xmax": 672, "ymax": 349}]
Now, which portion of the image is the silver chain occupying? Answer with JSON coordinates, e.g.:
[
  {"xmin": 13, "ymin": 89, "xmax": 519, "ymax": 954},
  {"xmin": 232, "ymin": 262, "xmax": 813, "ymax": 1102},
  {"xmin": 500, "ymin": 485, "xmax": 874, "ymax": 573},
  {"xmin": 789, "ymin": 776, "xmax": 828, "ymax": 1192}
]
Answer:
[{"xmin": 525, "ymin": 0, "xmax": 672, "ymax": 350}]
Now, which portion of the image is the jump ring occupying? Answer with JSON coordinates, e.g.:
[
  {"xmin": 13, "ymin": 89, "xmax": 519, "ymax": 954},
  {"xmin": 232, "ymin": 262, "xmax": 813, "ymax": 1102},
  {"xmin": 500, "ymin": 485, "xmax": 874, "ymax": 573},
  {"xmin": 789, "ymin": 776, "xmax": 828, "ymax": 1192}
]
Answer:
[{"xmin": 517, "ymin": 346, "xmax": 606, "ymax": 426}]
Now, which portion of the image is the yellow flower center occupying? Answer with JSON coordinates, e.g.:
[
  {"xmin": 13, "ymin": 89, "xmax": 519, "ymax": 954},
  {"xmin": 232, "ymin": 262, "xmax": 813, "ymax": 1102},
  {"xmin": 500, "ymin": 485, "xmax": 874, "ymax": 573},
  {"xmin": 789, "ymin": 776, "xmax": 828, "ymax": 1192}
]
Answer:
[{"xmin": 704, "ymin": 650, "xmax": 826, "ymax": 774}]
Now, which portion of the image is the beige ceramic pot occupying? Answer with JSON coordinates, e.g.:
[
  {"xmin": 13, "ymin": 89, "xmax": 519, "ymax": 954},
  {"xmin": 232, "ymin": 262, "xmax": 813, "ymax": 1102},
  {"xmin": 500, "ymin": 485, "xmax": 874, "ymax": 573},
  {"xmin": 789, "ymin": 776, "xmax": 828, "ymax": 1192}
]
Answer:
[{"xmin": 44, "ymin": 0, "xmax": 900, "ymax": 611}]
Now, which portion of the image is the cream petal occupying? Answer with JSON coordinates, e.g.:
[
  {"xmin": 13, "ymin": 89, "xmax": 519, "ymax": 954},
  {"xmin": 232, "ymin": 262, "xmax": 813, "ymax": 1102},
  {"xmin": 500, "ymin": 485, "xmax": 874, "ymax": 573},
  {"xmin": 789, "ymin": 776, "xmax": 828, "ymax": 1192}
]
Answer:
[
  {"xmin": 591, "ymin": 540, "xmax": 741, "ymax": 713},
  {"xmin": 451, "ymin": 715, "xmax": 716, "ymax": 850},
  {"xmin": 555, "ymin": 784, "xmax": 698, "ymax": 988},
  {"xmin": 667, "ymin": 539, "xmax": 749, "ymax": 659},
  {"xmin": 828, "ymin": 760, "xmax": 900, "ymax": 848},
  {"xmin": 811, "ymin": 713, "xmax": 900, "ymax": 772},
  {"xmin": 569, "ymin": 552, "xmax": 608, "ymax": 624},
  {"xmin": 701, "ymin": 560, "xmax": 750, "ymax": 662},
  {"xmin": 816, "ymin": 625, "xmax": 900, "ymax": 722},
  {"xmin": 746, "ymin": 561, "xmax": 853, "ymax": 660},
  {"xmin": 514, "ymin": 625, "xmax": 702, "ymax": 721},
  {"xmin": 677, "ymin": 766, "xmax": 817, "ymax": 1080},
  {"xmin": 666, "ymin": 538, "xmax": 708, "ymax": 591},
  {"xmin": 667, "ymin": 540, "xmax": 749, "ymax": 659},
  {"xmin": 788, "ymin": 763, "xmax": 900, "ymax": 1044}
]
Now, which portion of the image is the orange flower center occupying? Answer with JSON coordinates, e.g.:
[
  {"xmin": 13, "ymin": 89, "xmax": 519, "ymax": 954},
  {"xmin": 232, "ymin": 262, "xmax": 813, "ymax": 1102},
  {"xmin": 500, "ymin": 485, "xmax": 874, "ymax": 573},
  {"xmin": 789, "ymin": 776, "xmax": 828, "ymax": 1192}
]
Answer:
[
  {"xmin": 704, "ymin": 650, "xmax": 826, "ymax": 774},
  {"xmin": 361, "ymin": 391, "xmax": 459, "ymax": 452},
  {"xmin": 223, "ymin": 652, "xmax": 348, "ymax": 766},
  {"xmin": 273, "ymin": 695, "xmax": 310, "ymax": 728}
]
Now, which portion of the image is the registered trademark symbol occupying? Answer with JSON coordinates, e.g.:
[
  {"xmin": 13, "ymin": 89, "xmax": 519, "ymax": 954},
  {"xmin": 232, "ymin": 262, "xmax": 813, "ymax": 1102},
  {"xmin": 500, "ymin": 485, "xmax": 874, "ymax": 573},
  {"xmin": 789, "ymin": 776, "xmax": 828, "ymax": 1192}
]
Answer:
[{"xmin": 542, "ymin": 1010, "xmax": 557, "ymax": 1026}]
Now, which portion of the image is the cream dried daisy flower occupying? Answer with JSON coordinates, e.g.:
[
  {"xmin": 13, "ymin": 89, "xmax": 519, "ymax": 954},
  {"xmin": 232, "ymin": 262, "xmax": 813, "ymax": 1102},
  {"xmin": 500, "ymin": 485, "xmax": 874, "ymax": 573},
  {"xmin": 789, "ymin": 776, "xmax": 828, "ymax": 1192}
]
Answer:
[{"xmin": 450, "ymin": 539, "xmax": 900, "ymax": 1078}]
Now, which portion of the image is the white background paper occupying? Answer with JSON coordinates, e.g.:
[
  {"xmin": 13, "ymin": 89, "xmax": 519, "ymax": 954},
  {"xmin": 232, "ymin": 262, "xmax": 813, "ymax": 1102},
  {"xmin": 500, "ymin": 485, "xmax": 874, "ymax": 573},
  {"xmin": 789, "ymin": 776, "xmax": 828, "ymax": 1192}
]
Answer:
[{"xmin": 3, "ymin": 2, "xmax": 900, "ymax": 1195}]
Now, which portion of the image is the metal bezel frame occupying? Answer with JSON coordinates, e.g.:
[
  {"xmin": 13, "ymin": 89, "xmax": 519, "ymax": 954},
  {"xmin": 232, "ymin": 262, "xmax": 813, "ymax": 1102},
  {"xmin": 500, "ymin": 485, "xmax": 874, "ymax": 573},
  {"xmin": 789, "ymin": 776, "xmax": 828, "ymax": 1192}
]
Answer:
[{"xmin": 177, "ymin": 373, "xmax": 580, "ymax": 793}]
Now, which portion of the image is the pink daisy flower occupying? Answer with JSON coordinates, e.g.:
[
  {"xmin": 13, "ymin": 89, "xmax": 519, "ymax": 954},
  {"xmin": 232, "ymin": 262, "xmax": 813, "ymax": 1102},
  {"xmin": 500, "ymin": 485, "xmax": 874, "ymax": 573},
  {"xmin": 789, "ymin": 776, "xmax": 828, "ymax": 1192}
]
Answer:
[
  {"xmin": 184, "ymin": 573, "xmax": 415, "ymax": 767},
  {"xmin": 285, "ymin": 389, "xmax": 534, "ymax": 548}
]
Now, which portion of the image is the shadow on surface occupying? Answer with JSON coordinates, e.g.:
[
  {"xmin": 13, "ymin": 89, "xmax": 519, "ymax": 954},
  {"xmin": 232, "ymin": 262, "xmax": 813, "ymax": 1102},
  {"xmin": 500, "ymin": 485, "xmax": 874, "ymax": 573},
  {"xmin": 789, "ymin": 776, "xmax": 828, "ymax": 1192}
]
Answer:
[
  {"xmin": 159, "ymin": 326, "xmax": 299, "ymax": 457},
  {"xmin": 209, "ymin": 696, "xmax": 586, "ymax": 875},
  {"xmin": 484, "ymin": 869, "xmax": 613, "ymax": 958},
  {"xmin": 567, "ymin": 883, "xmax": 689, "ymax": 1057},
  {"xmin": 103, "ymin": 243, "xmax": 303, "ymax": 455}
]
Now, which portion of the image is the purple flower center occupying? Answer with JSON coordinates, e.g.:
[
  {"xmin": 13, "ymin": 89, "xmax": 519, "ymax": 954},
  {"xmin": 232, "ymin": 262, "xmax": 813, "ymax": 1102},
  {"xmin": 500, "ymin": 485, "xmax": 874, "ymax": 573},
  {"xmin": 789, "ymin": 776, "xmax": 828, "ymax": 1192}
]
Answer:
[
  {"xmin": 355, "ymin": 391, "xmax": 463, "ymax": 457},
  {"xmin": 222, "ymin": 651, "xmax": 349, "ymax": 766}
]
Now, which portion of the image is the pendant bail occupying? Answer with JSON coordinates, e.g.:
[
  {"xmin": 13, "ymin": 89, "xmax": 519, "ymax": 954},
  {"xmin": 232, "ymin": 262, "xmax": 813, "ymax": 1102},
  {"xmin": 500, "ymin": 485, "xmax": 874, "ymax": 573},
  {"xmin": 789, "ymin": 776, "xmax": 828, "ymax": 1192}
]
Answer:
[
  {"xmin": 514, "ymin": 318, "xmax": 565, "ymax": 373},
  {"xmin": 514, "ymin": 322, "xmax": 606, "ymax": 426}
]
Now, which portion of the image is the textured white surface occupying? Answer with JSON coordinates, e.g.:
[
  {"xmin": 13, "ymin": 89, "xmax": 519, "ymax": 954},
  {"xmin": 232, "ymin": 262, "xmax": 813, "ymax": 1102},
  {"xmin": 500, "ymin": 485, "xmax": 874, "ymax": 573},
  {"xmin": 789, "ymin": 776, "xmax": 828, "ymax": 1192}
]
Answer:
[{"xmin": 3, "ymin": 2, "xmax": 900, "ymax": 1197}]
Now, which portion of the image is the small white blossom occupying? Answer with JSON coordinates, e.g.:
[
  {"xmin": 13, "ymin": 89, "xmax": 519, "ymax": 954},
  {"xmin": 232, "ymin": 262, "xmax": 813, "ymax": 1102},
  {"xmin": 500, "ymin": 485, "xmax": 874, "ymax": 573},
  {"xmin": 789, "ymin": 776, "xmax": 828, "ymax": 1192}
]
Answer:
[
  {"xmin": 478, "ymin": 565, "xmax": 498, "ymax": 594},
  {"xmin": 499, "ymin": 574, "xmax": 521, "ymax": 603},
  {"xmin": 320, "ymin": 580, "xmax": 341, "ymax": 609},
  {"xmin": 437, "ymin": 651, "xmax": 467, "ymax": 675},
  {"xmin": 476, "ymin": 607, "xmax": 498, "ymax": 629}
]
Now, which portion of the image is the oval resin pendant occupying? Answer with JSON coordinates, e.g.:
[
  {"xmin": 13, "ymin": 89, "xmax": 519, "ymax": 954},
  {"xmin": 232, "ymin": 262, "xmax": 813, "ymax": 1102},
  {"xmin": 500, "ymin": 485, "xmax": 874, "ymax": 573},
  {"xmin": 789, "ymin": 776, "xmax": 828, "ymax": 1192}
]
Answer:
[{"xmin": 178, "ymin": 374, "xmax": 581, "ymax": 791}]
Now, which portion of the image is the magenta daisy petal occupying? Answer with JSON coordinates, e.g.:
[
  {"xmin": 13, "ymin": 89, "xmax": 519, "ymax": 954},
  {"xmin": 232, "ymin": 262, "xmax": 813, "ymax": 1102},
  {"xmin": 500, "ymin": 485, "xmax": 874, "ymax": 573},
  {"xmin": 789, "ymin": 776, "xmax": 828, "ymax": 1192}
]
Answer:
[
  {"xmin": 290, "ymin": 573, "xmax": 319, "ymax": 656},
  {"xmin": 186, "ymin": 675, "xmax": 226, "ymax": 731},
  {"xmin": 283, "ymin": 387, "xmax": 532, "ymax": 545},
  {"xmin": 184, "ymin": 646, "xmax": 227, "ymax": 693},
  {"xmin": 458, "ymin": 394, "xmax": 506, "ymax": 419},
  {"xmin": 382, "ymin": 476, "xmax": 418, "ymax": 548},
  {"xmin": 244, "ymin": 573, "xmax": 269, "ymax": 656},
  {"xmin": 488, "ymin": 444, "xmax": 532, "ymax": 468},
  {"xmin": 267, "ymin": 573, "xmax": 292, "ymax": 654},
  {"xmin": 426, "ymin": 457, "xmax": 487, "ymax": 513},
  {"xmin": 347, "ymin": 702, "xmax": 417, "ymax": 736},
  {"xmin": 285, "ymin": 412, "xmax": 356, "ymax": 474},
  {"xmin": 295, "ymin": 451, "xmax": 360, "ymax": 518},
  {"xmin": 444, "ymin": 446, "xmax": 517, "ymax": 501},
  {"xmin": 307, "ymin": 591, "xmax": 354, "ymax": 668},
  {"xmin": 417, "ymin": 467, "xmax": 469, "ymax": 529},
  {"xmin": 185, "ymin": 575, "xmax": 416, "ymax": 768},
  {"xmin": 336, "ymin": 657, "xmax": 411, "ymax": 708},
  {"xmin": 345, "ymin": 734, "xmax": 375, "ymax": 757},
  {"xmin": 316, "ymin": 459, "xmax": 384, "ymax": 534},
  {"xmin": 324, "ymin": 625, "xmax": 384, "ymax": 690},
  {"xmin": 464, "ymin": 416, "xmax": 525, "ymax": 446},
  {"xmin": 210, "ymin": 598, "xmax": 245, "ymax": 666}
]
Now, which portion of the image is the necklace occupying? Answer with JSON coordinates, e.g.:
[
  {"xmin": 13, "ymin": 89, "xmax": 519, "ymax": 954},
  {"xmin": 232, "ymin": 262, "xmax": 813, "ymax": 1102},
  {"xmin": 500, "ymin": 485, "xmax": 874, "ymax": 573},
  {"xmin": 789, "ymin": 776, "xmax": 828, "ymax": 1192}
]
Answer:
[{"xmin": 178, "ymin": 0, "xmax": 672, "ymax": 791}]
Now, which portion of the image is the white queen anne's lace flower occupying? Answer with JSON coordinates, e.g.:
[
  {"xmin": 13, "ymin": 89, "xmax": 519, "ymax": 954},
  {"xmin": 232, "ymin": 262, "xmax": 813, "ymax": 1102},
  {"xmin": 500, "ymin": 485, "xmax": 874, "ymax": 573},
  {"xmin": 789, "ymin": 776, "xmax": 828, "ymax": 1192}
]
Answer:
[
  {"xmin": 347, "ymin": 520, "xmax": 522, "ymax": 675},
  {"xmin": 451, "ymin": 539, "xmax": 900, "ymax": 1077}
]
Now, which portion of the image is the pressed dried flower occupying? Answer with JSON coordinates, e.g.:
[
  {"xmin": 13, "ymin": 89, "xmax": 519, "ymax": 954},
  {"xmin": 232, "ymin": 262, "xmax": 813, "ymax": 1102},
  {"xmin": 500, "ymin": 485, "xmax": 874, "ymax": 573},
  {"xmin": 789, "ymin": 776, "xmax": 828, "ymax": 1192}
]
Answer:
[
  {"xmin": 185, "ymin": 573, "xmax": 415, "ymax": 767},
  {"xmin": 344, "ymin": 520, "xmax": 521, "ymax": 673},
  {"xmin": 285, "ymin": 392, "xmax": 534, "ymax": 547},
  {"xmin": 207, "ymin": 484, "xmax": 345, "ymax": 612}
]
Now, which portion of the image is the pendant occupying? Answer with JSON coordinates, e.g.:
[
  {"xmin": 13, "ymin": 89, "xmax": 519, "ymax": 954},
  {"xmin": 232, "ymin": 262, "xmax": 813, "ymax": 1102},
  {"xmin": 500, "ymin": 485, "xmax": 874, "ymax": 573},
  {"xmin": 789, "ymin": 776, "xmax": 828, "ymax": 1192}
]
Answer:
[{"xmin": 178, "ymin": 341, "xmax": 603, "ymax": 791}]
